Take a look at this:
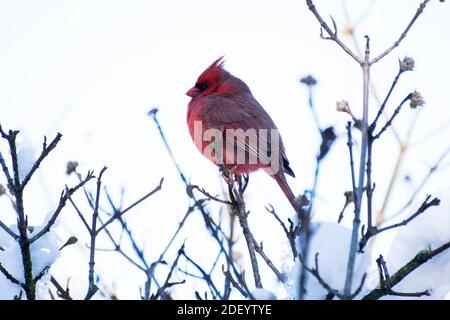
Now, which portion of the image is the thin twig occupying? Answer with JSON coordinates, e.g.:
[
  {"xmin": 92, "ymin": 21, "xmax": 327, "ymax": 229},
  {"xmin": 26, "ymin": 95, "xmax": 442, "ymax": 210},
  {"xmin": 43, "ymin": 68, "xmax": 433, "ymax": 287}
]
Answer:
[
  {"xmin": 222, "ymin": 267, "xmax": 250, "ymax": 298},
  {"xmin": 0, "ymin": 220, "xmax": 18, "ymax": 240},
  {"xmin": 0, "ymin": 262, "xmax": 21, "ymax": 286},
  {"xmin": 250, "ymin": 237, "xmax": 285, "ymax": 282},
  {"xmin": 29, "ymin": 171, "xmax": 95, "ymax": 243},
  {"xmin": 359, "ymin": 195, "xmax": 440, "ymax": 251},
  {"xmin": 362, "ymin": 243, "xmax": 450, "ymax": 300},
  {"xmin": 344, "ymin": 35, "xmax": 370, "ymax": 297},
  {"xmin": 338, "ymin": 191, "xmax": 353, "ymax": 223},
  {"xmin": 188, "ymin": 184, "xmax": 232, "ymax": 205},
  {"xmin": 266, "ymin": 205, "xmax": 299, "ymax": 258},
  {"xmin": 298, "ymin": 252, "xmax": 366, "ymax": 300},
  {"xmin": 85, "ymin": 166, "xmax": 108, "ymax": 300},
  {"xmin": 373, "ymin": 94, "xmax": 412, "ymax": 140},
  {"xmin": 389, "ymin": 147, "xmax": 450, "ymax": 220},
  {"xmin": 50, "ymin": 276, "xmax": 72, "ymax": 300},
  {"xmin": 305, "ymin": 0, "xmax": 362, "ymax": 64},
  {"xmin": 21, "ymin": 133, "xmax": 62, "ymax": 189},
  {"xmin": 181, "ymin": 250, "xmax": 222, "ymax": 299},
  {"xmin": 95, "ymin": 177, "xmax": 164, "ymax": 235},
  {"xmin": 370, "ymin": 0, "xmax": 431, "ymax": 65},
  {"xmin": 226, "ymin": 175, "xmax": 262, "ymax": 288},
  {"xmin": 370, "ymin": 70, "xmax": 403, "ymax": 130},
  {"xmin": 151, "ymin": 244, "xmax": 186, "ymax": 300}
]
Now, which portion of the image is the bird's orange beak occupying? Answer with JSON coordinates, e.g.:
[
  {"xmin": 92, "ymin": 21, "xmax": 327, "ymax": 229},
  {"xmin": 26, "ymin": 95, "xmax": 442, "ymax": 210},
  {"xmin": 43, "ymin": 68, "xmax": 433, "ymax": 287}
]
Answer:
[{"xmin": 186, "ymin": 87, "xmax": 200, "ymax": 98}]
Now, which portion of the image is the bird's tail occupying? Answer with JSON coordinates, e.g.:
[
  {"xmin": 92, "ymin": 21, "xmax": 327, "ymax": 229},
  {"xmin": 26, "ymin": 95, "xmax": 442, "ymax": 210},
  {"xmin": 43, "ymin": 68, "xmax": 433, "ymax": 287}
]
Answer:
[{"xmin": 274, "ymin": 172, "xmax": 299, "ymax": 212}]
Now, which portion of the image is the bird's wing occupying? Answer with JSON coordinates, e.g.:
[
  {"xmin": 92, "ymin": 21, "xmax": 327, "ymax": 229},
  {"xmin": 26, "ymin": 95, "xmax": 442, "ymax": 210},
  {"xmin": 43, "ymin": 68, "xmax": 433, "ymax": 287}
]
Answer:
[{"xmin": 200, "ymin": 94, "xmax": 281, "ymax": 166}]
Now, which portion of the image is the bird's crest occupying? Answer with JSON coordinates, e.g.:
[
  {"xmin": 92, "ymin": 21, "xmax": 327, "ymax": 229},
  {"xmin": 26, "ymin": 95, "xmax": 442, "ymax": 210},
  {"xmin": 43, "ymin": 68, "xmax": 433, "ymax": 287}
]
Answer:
[
  {"xmin": 197, "ymin": 56, "xmax": 226, "ymax": 84},
  {"xmin": 210, "ymin": 56, "xmax": 225, "ymax": 71}
]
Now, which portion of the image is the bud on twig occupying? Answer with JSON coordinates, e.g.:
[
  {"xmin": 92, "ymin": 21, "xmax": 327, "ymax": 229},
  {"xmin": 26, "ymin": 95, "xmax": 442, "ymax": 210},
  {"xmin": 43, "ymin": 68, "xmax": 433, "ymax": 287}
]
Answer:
[
  {"xmin": 336, "ymin": 100, "xmax": 358, "ymax": 122},
  {"xmin": 66, "ymin": 161, "xmax": 79, "ymax": 175},
  {"xmin": 399, "ymin": 56, "xmax": 415, "ymax": 72},
  {"xmin": 300, "ymin": 75, "xmax": 317, "ymax": 87},
  {"xmin": 410, "ymin": 91, "xmax": 425, "ymax": 109},
  {"xmin": 336, "ymin": 100, "xmax": 350, "ymax": 113}
]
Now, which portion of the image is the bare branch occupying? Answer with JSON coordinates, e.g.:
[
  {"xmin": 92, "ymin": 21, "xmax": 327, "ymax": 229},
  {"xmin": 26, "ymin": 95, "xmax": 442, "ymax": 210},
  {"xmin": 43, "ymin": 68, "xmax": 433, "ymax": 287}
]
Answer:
[
  {"xmin": 84, "ymin": 166, "xmax": 108, "ymax": 300},
  {"xmin": 0, "ymin": 262, "xmax": 21, "ymax": 286},
  {"xmin": 250, "ymin": 237, "xmax": 285, "ymax": 282},
  {"xmin": 266, "ymin": 204, "xmax": 299, "ymax": 258},
  {"xmin": 298, "ymin": 253, "xmax": 366, "ymax": 300},
  {"xmin": 0, "ymin": 220, "xmax": 18, "ymax": 240},
  {"xmin": 359, "ymin": 195, "xmax": 440, "ymax": 250},
  {"xmin": 181, "ymin": 250, "xmax": 222, "ymax": 299},
  {"xmin": 362, "ymin": 250, "xmax": 445, "ymax": 300},
  {"xmin": 96, "ymin": 177, "xmax": 164, "ymax": 235},
  {"xmin": 338, "ymin": 191, "xmax": 354, "ymax": 223},
  {"xmin": 151, "ymin": 244, "xmax": 186, "ymax": 300},
  {"xmin": 187, "ymin": 184, "xmax": 232, "ymax": 205},
  {"xmin": 306, "ymin": 0, "xmax": 362, "ymax": 64},
  {"xmin": 370, "ymin": 70, "xmax": 403, "ymax": 131},
  {"xmin": 370, "ymin": 0, "xmax": 431, "ymax": 65},
  {"xmin": 222, "ymin": 267, "xmax": 250, "ymax": 298},
  {"xmin": 390, "ymin": 146, "xmax": 450, "ymax": 220},
  {"xmin": 21, "ymin": 133, "xmax": 62, "ymax": 190},
  {"xmin": 50, "ymin": 276, "xmax": 72, "ymax": 300},
  {"xmin": 67, "ymin": 191, "xmax": 92, "ymax": 233},
  {"xmin": 373, "ymin": 94, "xmax": 412, "ymax": 140},
  {"xmin": 29, "ymin": 170, "xmax": 95, "ymax": 243},
  {"xmin": 0, "ymin": 126, "xmax": 16, "ymax": 191},
  {"xmin": 226, "ymin": 177, "xmax": 262, "ymax": 289}
]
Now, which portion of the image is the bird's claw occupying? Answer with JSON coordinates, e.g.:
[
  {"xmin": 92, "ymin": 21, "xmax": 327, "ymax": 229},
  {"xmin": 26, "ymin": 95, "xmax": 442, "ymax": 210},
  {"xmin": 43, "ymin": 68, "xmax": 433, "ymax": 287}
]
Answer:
[{"xmin": 220, "ymin": 165, "xmax": 239, "ymax": 185}]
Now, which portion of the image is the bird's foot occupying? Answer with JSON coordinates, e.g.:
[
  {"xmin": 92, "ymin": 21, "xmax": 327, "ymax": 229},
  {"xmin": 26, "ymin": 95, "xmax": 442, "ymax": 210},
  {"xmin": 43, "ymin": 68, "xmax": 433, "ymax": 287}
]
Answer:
[{"xmin": 220, "ymin": 165, "xmax": 239, "ymax": 185}]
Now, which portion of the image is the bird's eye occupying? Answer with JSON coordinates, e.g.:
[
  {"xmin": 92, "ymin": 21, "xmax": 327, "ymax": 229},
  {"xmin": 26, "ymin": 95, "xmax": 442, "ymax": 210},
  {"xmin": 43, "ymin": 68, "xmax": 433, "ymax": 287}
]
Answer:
[{"xmin": 195, "ymin": 82, "xmax": 210, "ymax": 91}]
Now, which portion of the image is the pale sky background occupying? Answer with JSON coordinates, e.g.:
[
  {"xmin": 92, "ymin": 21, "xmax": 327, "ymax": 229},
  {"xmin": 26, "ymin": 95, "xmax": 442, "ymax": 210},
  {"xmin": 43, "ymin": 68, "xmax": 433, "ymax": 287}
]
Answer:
[{"xmin": 0, "ymin": 0, "xmax": 449, "ymax": 299}]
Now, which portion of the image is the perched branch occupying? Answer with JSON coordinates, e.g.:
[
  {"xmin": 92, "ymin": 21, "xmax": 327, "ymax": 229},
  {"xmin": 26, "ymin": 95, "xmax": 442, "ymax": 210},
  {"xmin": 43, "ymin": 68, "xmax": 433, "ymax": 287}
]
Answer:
[{"xmin": 228, "ymin": 182, "xmax": 262, "ymax": 289}]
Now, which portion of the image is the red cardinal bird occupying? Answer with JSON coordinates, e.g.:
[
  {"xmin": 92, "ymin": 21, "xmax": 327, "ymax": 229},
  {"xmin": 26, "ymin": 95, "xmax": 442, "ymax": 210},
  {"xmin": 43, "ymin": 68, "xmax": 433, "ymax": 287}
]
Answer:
[{"xmin": 186, "ymin": 57, "xmax": 298, "ymax": 211}]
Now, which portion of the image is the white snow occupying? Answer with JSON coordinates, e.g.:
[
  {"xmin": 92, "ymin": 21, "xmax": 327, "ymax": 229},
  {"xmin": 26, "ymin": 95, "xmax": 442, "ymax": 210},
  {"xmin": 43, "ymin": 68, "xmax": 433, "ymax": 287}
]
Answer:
[
  {"xmin": 284, "ymin": 221, "xmax": 371, "ymax": 300},
  {"xmin": 0, "ymin": 223, "xmax": 61, "ymax": 299},
  {"xmin": 251, "ymin": 288, "xmax": 276, "ymax": 300},
  {"xmin": 384, "ymin": 188, "xmax": 450, "ymax": 300},
  {"xmin": 16, "ymin": 140, "xmax": 36, "ymax": 181}
]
